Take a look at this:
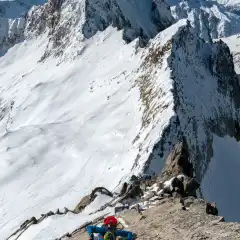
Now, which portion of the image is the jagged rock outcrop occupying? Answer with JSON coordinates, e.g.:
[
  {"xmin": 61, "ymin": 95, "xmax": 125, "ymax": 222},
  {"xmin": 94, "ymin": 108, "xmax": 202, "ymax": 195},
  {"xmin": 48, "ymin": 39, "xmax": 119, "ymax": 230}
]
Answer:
[
  {"xmin": 82, "ymin": 0, "xmax": 174, "ymax": 43},
  {"xmin": 157, "ymin": 138, "xmax": 200, "ymax": 197},
  {"xmin": 184, "ymin": 178, "xmax": 201, "ymax": 197},
  {"xmin": 23, "ymin": 0, "xmax": 174, "ymax": 61},
  {"xmin": 73, "ymin": 187, "xmax": 113, "ymax": 213},
  {"xmin": 160, "ymin": 137, "xmax": 193, "ymax": 180},
  {"xmin": 140, "ymin": 21, "xmax": 240, "ymax": 183},
  {"xmin": 24, "ymin": 2, "xmax": 58, "ymax": 39}
]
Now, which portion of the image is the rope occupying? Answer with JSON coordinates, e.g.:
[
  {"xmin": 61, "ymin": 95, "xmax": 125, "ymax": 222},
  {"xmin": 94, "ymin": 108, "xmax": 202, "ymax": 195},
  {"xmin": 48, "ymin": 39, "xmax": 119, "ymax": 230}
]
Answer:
[
  {"xmin": 55, "ymin": 213, "xmax": 109, "ymax": 240},
  {"xmin": 6, "ymin": 209, "xmax": 75, "ymax": 240}
]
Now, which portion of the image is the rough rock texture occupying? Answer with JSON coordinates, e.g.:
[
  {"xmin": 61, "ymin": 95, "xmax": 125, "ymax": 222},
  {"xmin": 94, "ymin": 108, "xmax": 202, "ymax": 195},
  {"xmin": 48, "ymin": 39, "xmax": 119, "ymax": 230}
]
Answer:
[
  {"xmin": 23, "ymin": 0, "xmax": 174, "ymax": 61},
  {"xmin": 24, "ymin": 0, "xmax": 60, "ymax": 39},
  {"xmin": 143, "ymin": 22, "xmax": 240, "ymax": 182},
  {"xmin": 215, "ymin": 0, "xmax": 240, "ymax": 14},
  {"xmin": 0, "ymin": 0, "xmax": 174, "ymax": 58},
  {"xmin": 73, "ymin": 195, "xmax": 92, "ymax": 214},
  {"xmin": 69, "ymin": 197, "xmax": 240, "ymax": 240},
  {"xmin": 73, "ymin": 187, "xmax": 113, "ymax": 213},
  {"xmin": 160, "ymin": 137, "xmax": 193, "ymax": 180},
  {"xmin": 82, "ymin": 0, "xmax": 174, "ymax": 42}
]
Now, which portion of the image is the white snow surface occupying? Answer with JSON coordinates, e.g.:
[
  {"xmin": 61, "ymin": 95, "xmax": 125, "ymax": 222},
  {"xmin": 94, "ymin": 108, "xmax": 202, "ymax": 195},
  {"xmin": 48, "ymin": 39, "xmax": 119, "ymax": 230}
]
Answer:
[
  {"xmin": 202, "ymin": 135, "xmax": 240, "ymax": 222},
  {"xmin": 0, "ymin": 29, "xmax": 141, "ymax": 239},
  {"xmin": 0, "ymin": 19, "xmax": 189, "ymax": 239}
]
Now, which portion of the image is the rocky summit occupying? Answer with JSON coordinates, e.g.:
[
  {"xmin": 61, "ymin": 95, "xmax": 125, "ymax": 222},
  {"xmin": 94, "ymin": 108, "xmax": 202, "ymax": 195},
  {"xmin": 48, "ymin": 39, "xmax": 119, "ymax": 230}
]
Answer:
[{"xmin": 72, "ymin": 198, "xmax": 240, "ymax": 240}]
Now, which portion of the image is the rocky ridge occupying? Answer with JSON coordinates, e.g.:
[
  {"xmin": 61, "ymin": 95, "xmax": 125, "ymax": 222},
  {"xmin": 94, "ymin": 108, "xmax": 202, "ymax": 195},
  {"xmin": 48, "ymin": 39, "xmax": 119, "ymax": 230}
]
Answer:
[
  {"xmin": 135, "ymin": 20, "xmax": 240, "ymax": 183},
  {"xmin": 52, "ymin": 162, "xmax": 239, "ymax": 240},
  {"xmin": 11, "ymin": 0, "xmax": 175, "ymax": 62},
  {"xmin": 70, "ymin": 198, "xmax": 240, "ymax": 240},
  {"xmin": 0, "ymin": 0, "xmax": 240, "ymax": 238}
]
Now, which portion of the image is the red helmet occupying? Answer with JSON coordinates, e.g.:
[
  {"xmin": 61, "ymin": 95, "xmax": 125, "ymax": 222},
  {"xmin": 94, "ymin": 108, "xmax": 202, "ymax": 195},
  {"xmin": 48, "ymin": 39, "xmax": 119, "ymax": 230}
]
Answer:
[{"xmin": 104, "ymin": 216, "xmax": 118, "ymax": 227}]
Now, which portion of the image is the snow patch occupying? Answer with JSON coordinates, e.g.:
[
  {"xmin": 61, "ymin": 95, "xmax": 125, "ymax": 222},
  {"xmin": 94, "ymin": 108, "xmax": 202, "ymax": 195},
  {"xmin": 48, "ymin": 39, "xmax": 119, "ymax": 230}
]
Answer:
[{"xmin": 0, "ymin": 19, "xmax": 191, "ymax": 239}]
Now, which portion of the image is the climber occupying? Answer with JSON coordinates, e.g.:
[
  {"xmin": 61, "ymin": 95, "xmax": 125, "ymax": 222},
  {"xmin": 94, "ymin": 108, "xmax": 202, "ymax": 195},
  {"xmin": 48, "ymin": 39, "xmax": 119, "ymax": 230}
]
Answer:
[
  {"xmin": 87, "ymin": 216, "xmax": 134, "ymax": 240},
  {"xmin": 206, "ymin": 202, "xmax": 218, "ymax": 216}
]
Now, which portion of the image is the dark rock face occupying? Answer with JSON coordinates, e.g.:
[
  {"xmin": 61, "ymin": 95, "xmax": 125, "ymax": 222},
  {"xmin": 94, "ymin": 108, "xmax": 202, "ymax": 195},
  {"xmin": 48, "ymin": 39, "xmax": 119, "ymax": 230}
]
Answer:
[
  {"xmin": 142, "ymin": 23, "xmax": 240, "ymax": 186},
  {"xmin": 160, "ymin": 137, "xmax": 193, "ymax": 180},
  {"xmin": 119, "ymin": 182, "xmax": 128, "ymax": 196},
  {"xmin": 169, "ymin": 25, "xmax": 240, "ymax": 180},
  {"xmin": 83, "ymin": 0, "xmax": 174, "ymax": 45},
  {"xmin": 211, "ymin": 40, "xmax": 240, "ymax": 107},
  {"xmin": 185, "ymin": 178, "xmax": 200, "ymax": 197},
  {"xmin": 206, "ymin": 202, "xmax": 219, "ymax": 216}
]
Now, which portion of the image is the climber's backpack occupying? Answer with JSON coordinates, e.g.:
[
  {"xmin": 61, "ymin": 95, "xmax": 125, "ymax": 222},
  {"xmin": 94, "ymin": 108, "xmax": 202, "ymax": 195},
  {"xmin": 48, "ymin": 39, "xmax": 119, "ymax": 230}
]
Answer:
[{"xmin": 103, "ymin": 230, "xmax": 116, "ymax": 240}]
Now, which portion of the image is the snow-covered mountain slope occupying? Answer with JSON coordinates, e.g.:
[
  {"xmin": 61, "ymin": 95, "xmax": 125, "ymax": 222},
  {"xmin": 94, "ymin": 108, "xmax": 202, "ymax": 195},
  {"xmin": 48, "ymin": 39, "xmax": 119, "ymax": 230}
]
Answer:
[
  {"xmin": 166, "ymin": 0, "xmax": 240, "ymax": 41},
  {"xmin": 0, "ymin": 28, "xmax": 143, "ymax": 239},
  {"xmin": 0, "ymin": 1, "xmax": 176, "ymax": 239},
  {"xmin": 0, "ymin": 15, "xmax": 240, "ymax": 238},
  {"xmin": 0, "ymin": 0, "xmax": 45, "ymax": 55},
  {"xmin": 0, "ymin": 0, "xmax": 240, "ymax": 239},
  {"xmin": 24, "ymin": 0, "xmax": 174, "ymax": 62}
]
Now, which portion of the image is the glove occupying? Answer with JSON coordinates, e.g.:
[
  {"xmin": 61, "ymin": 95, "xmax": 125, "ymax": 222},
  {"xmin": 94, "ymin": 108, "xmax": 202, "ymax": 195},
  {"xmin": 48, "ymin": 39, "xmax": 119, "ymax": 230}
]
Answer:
[{"xmin": 89, "ymin": 233, "xmax": 94, "ymax": 240}]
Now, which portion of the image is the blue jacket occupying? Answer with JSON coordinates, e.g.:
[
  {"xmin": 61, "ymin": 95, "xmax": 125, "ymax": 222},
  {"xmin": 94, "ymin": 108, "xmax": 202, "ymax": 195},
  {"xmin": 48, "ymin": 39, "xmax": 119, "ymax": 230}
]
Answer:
[{"xmin": 87, "ymin": 225, "xmax": 133, "ymax": 240}]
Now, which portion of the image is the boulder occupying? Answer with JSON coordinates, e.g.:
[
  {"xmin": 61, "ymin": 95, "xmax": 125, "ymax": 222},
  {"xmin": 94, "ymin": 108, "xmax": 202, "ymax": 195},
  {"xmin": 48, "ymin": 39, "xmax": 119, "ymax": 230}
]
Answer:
[
  {"xmin": 184, "ymin": 177, "xmax": 200, "ymax": 197},
  {"xmin": 160, "ymin": 137, "xmax": 194, "ymax": 181},
  {"xmin": 73, "ymin": 195, "xmax": 92, "ymax": 213}
]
